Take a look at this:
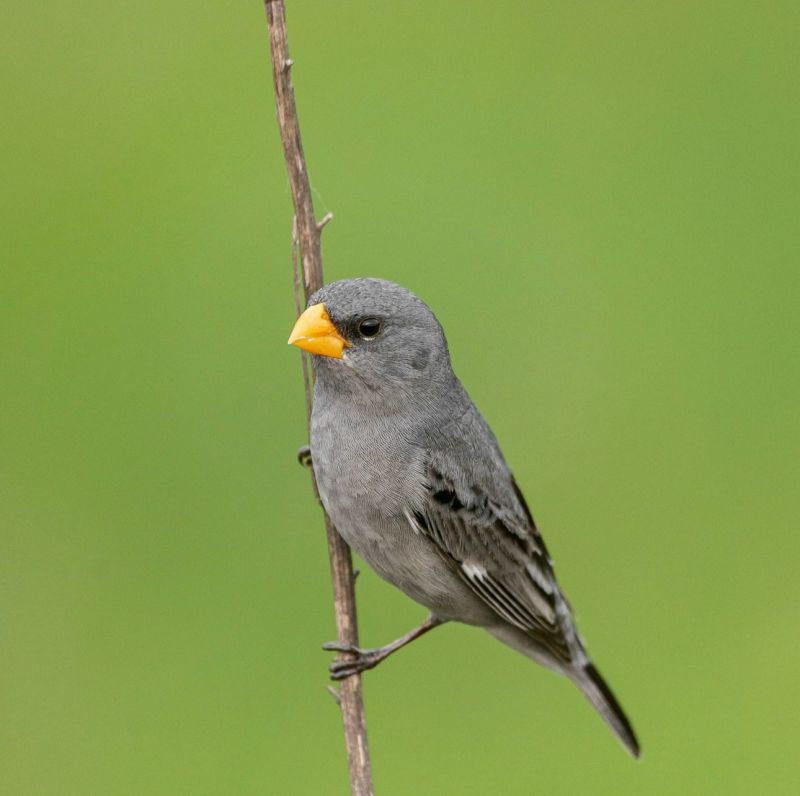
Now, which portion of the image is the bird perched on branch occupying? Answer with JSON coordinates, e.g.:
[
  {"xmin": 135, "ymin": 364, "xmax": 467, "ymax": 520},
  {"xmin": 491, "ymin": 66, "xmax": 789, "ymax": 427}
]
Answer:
[{"xmin": 288, "ymin": 278, "xmax": 640, "ymax": 757}]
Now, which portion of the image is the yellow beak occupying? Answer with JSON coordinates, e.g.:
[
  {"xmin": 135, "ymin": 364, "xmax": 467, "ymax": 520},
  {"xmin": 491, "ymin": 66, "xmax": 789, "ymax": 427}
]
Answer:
[{"xmin": 287, "ymin": 303, "xmax": 350, "ymax": 359}]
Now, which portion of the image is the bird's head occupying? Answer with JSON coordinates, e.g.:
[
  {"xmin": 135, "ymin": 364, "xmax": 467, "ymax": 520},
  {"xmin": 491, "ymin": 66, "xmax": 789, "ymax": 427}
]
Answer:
[{"xmin": 287, "ymin": 278, "xmax": 453, "ymax": 398}]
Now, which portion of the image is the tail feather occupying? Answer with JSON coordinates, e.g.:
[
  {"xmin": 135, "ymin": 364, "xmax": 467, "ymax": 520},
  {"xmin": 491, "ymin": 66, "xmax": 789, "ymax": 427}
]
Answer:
[
  {"xmin": 485, "ymin": 624, "xmax": 640, "ymax": 756},
  {"xmin": 573, "ymin": 663, "xmax": 640, "ymax": 758}
]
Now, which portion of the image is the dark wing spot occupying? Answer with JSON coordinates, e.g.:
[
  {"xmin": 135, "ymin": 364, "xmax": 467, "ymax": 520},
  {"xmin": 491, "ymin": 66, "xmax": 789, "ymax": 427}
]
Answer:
[
  {"xmin": 431, "ymin": 488, "xmax": 464, "ymax": 511},
  {"xmin": 412, "ymin": 510, "xmax": 429, "ymax": 533}
]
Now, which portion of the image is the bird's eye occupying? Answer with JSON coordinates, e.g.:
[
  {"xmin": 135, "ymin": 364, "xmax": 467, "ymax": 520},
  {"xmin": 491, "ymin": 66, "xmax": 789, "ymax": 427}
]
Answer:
[{"xmin": 357, "ymin": 318, "xmax": 382, "ymax": 340}]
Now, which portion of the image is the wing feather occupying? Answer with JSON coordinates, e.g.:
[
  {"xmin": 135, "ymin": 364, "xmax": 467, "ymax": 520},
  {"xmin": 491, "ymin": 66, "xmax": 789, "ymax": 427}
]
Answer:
[{"xmin": 414, "ymin": 464, "xmax": 577, "ymax": 665}]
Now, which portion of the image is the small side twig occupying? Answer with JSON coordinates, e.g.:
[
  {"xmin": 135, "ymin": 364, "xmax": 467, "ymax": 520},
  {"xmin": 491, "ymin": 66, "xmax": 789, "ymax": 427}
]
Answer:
[{"xmin": 264, "ymin": 3, "xmax": 374, "ymax": 795}]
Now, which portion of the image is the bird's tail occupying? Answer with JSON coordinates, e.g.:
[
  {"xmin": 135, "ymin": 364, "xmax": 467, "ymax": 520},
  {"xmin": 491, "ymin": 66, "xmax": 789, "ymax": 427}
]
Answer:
[{"xmin": 571, "ymin": 662, "xmax": 640, "ymax": 758}]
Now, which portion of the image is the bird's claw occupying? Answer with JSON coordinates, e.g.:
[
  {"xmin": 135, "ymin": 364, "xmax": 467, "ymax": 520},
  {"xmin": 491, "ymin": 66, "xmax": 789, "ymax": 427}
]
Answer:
[
  {"xmin": 328, "ymin": 652, "xmax": 381, "ymax": 680},
  {"xmin": 297, "ymin": 445, "xmax": 312, "ymax": 469},
  {"xmin": 321, "ymin": 641, "xmax": 361, "ymax": 654},
  {"xmin": 322, "ymin": 641, "xmax": 382, "ymax": 680}
]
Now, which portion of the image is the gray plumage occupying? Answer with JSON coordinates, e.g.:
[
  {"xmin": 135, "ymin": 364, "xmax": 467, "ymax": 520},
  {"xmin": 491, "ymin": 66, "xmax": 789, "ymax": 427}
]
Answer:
[{"xmin": 306, "ymin": 278, "xmax": 639, "ymax": 757}]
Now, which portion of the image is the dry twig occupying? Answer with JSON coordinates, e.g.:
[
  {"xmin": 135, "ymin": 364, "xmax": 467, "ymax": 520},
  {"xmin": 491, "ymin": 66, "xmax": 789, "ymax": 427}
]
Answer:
[{"xmin": 263, "ymin": 3, "xmax": 374, "ymax": 794}]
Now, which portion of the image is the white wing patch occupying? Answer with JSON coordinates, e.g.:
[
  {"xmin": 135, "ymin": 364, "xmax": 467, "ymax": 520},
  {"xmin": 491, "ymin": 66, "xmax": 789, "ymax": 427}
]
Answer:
[
  {"xmin": 404, "ymin": 509, "xmax": 426, "ymax": 536},
  {"xmin": 461, "ymin": 561, "xmax": 488, "ymax": 579},
  {"xmin": 527, "ymin": 562, "xmax": 554, "ymax": 595},
  {"xmin": 460, "ymin": 560, "xmax": 552, "ymax": 632}
]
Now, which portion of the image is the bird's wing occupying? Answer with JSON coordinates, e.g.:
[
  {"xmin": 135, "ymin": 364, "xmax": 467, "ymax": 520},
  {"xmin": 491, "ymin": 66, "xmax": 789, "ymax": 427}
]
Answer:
[{"xmin": 408, "ymin": 443, "xmax": 580, "ymax": 666}]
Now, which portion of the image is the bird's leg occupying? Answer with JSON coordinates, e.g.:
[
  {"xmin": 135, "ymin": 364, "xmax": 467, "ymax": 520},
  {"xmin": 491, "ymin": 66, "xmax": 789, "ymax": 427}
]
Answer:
[
  {"xmin": 323, "ymin": 615, "xmax": 444, "ymax": 680},
  {"xmin": 297, "ymin": 445, "xmax": 313, "ymax": 469}
]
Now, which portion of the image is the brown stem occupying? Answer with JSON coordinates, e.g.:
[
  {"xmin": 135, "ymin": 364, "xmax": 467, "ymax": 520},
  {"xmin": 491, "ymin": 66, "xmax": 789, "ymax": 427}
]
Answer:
[{"xmin": 263, "ymin": 2, "xmax": 374, "ymax": 794}]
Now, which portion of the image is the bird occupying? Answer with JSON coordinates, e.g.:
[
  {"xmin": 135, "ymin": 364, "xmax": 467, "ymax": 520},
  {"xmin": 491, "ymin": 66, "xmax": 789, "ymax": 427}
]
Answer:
[{"xmin": 287, "ymin": 277, "xmax": 640, "ymax": 758}]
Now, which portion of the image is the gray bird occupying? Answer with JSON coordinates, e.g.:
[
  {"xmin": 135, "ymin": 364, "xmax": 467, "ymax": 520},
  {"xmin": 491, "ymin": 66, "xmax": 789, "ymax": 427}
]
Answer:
[{"xmin": 288, "ymin": 278, "xmax": 640, "ymax": 757}]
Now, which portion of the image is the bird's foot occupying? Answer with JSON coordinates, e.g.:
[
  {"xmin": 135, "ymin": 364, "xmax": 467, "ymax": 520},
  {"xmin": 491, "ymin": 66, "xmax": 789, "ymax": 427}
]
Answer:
[
  {"xmin": 297, "ymin": 445, "xmax": 312, "ymax": 469},
  {"xmin": 322, "ymin": 641, "xmax": 389, "ymax": 680},
  {"xmin": 321, "ymin": 617, "xmax": 442, "ymax": 681}
]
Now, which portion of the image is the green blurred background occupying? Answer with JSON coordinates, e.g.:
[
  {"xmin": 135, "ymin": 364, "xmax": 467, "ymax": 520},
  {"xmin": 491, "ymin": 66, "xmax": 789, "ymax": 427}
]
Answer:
[{"xmin": 3, "ymin": 1, "xmax": 799, "ymax": 793}]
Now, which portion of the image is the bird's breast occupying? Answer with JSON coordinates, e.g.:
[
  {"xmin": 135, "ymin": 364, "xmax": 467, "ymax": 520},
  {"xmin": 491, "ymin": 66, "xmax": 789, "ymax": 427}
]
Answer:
[{"xmin": 310, "ymin": 403, "xmax": 427, "ymax": 529}]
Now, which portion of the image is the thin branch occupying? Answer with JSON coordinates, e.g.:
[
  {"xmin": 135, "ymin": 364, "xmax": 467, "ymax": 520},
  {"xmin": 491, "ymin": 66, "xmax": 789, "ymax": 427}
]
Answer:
[
  {"xmin": 264, "ymin": 3, "xmax": 374, "ymax": 795},
  {"xmin": 291, "ymin": 217, "xmax": 313, "ymax": 422}
]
